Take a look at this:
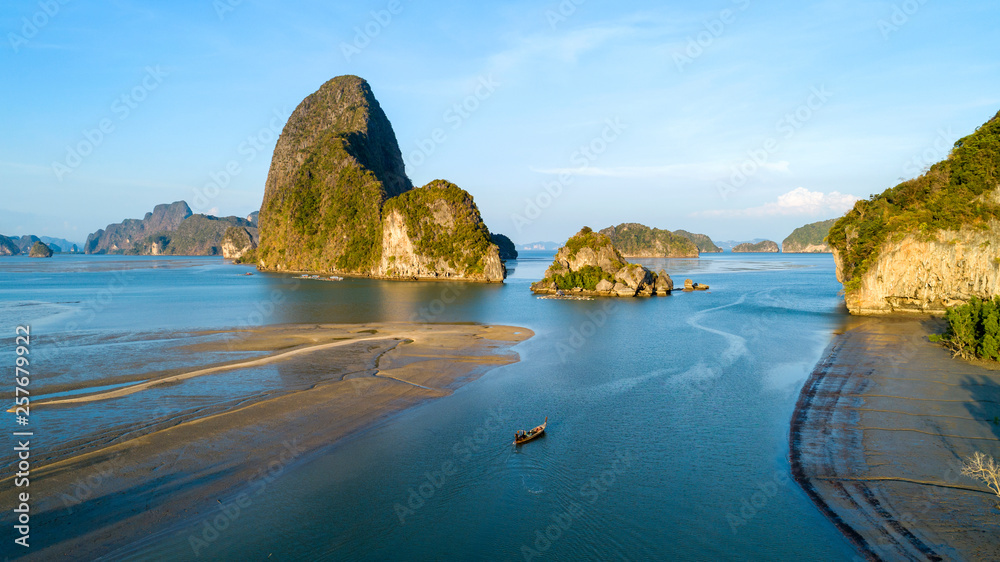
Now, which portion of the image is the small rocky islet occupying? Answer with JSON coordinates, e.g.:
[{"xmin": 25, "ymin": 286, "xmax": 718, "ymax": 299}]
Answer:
[{"xmin": 530, "ymin": 227, "xmax": 675, "ymax": 297}]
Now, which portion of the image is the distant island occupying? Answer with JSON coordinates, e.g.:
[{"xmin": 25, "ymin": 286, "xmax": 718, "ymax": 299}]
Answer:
[
  {"xmin": 531, "ymin": 227, "xmax": 672, "ymax": 297},
  {"xmin": 29, "ymin": 241, "xmax": 53, "ymax": 258},
  {"xmin": 254, "ymin": 75, "xmax": 505, "ymax": 282},
  {"xmin": 829, "ymin": 110, "xmax": 1000, "ymax": 314},
  {"xmin": 732, "ymin": 240, "xmax": 779, "ymax": 253},
  {"xmin": 714, "ymin": 238, "xmax": 767, "ymax": 252},
  {"xmin": 83, "ymin": 201, "xmax": 258, "ymax": 257},
  {"xmin": 520, "ymin": 241, "xmax": 561, "ymax": 251},
  {"xmin": 491, "ymin": 233, "xmax": 518, "ymax": 260},
  {"xmin": 782, "ymin": 219, "xmax": 838, "ymax": 253},
  {"xmin": 0, "ymin": 234, "xmax": 79, "ymax": 255},
  {"xmin": 673, "ymin": 230, "xmax": 722, "ymax": 253},
  {"xmin": 598, "ymin": 223, "xmax": 699, "ymax": 258}
]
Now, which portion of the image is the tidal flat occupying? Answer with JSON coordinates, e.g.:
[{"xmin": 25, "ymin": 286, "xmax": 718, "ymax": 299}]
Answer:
[{"xmin": 0, "ymin": 322, "xmax": 531, "ymax": 559}]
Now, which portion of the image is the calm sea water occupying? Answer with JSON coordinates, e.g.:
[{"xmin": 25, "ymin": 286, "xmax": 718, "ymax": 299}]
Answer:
[{"xmin": 0, "ymin": 252, "xmax": 857, "ymax": 560}]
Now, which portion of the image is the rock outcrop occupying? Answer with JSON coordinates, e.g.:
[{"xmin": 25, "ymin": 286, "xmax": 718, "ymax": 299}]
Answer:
[
  {"xmin": 599, "ymin": 223, "xmax": 699, "ymax": 257},
  {"xmin": 85, "ymin": 201, "xmax": 193, "ymax": 253},
  {"xmin": 833, "ymin": 220, "xmax": 1000, "ymax": 314},
  {"xmin": 732, "ymin": 240, "xmax": 780, "ymax": 253},
  {"xmin": 84, "ymin": 201, "xmax": 254, "ymax": 255},
  {"xmin": 673, "ymin": 230, "xmax": 722, "ymax": 253},
  {"xmin": 531, "ymin": 227, "xmax": 672, "ymax": 297},
  {"xmin": 28, "ymin": 241, "xmax": 53, "ymax": 258},
  {"xmin": 221, "ymin": 226, "xmax": 259, "ymax": 260},
  {"xmin": 255, "ymin": 75, "xmax": 503, "ymax": 282},
  {"xmin": 829, "ymin": 110, "xmax": 1000, "ymax": 315},
  {"xmin": 782, "ymin": 218, "xmax": 837, "ymax": 253},
  {"xmin": 491, "ymin": 233, "xmax": 518, "ymax": 260},
  {"xmin": 0, "ymin": 235, "xmax": 20, "ymax": 255}
]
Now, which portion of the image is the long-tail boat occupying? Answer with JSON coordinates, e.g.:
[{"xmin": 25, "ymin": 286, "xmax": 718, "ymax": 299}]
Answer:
[{"xmin": 513, "ymin": 417, "xmax": 547, "ymax": 445}]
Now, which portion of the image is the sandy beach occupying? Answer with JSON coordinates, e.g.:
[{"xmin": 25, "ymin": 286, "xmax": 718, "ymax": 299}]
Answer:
[
  {"xmin": 791, "ymin": 316, "xmax": 1000, "ymax": 560},
  {"xmin": 1, "ymin": 322, "xmax": 532, "ymax": 559}
]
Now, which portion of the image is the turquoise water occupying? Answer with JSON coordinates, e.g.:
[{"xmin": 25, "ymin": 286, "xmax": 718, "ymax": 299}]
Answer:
[{"xmin": 0, "ymin": 253, "xmax": 857, "ymax": 560}]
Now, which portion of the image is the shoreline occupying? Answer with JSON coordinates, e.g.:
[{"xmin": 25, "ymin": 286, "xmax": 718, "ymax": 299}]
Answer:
[
  {"xmin": 1, "ymin": 322, "xmax": 532, "ymax": 559},
  {"xmin": 790, "ymin": 316, "xmax": 1000, "ymax": 561}
]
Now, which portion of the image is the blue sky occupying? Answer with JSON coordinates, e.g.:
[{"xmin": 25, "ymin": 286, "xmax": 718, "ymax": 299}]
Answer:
[{"xmin": 2, "ymin": 0, "xmax": 998, "ymax": 246}]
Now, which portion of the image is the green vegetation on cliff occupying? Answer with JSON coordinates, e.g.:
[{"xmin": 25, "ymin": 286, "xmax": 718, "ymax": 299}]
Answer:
[
  {"xmin": 673, "ymin": 230, "xmax": 722, "ymax": 253},
  {"xmin": 256, "ymin": 75, "xmax": 502, "ymax": 281},
  {"xmin": 28, "ymin": 241, "xmax": 52, "ymax": 258},
  {"xmin": 550, "ymin": 265, "xmax": 615, "ymax": 291},
  {"xmin": 732, "ymin": 240, "xmax": 779, "ymax": 253},
  {"xmin": 599, "ymin": 223, "xmax": 698, "ymax": 257},
  {"xmin": 782, "ymin": 218, "xmax": 838, "ymax": 252},
  {"xmin": 565, "ymin": 227, "xmax": 625, "ymax": 268},
  {"xmin": 382, "ymin": 180, "xmax": 494, "ymax": 274},
  {"xmin": 829, "ymin": 111, "xmax": 1000, "ymax": 291},
  {"xmin": 932, "ymin": 297, "xmax": 1000, "ymax": 361}
]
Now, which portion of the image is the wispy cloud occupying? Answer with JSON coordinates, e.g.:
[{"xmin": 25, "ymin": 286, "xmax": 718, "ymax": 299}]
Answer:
[{"xmin": 694, "ymin": 187, "xmax": 859, "ymax": 217}]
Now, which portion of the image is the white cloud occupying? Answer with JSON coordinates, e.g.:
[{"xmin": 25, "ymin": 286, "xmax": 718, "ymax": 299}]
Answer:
[{"xmin": 695, "ymin": 187, "xmax": 859, "ymax": 217}]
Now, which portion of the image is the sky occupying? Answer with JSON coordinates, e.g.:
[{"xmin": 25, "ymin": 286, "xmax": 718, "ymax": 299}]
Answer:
[{"xmin": 2, "ymin": 0, "xmax": 999, "ymax": 246}]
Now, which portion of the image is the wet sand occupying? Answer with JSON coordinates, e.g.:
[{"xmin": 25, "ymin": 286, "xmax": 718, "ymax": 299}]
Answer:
[
  {"xmin": 1, "ymin": 322, "xmax": 532, "ymax": 559},
  {"xmin": 791, "ymin": 316, "xmax": 1000, "ymax": 561}
]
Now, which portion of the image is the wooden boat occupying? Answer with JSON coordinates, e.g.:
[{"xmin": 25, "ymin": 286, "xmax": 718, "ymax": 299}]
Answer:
[{"xmin": 514, "ymin": 417, "xmax": 547, "ymax": 445}]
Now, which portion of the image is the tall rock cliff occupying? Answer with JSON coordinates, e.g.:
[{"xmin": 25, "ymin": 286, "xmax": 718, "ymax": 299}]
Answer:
[
  {"xmin": 256, "ymin": 75, "xmax": 504, "ymax": 282},
  {"xmin": 599, "ymin": 223, "xmax": 699, "ymax": 258},
  {"xmin": 829, "ymin": 110, "xmax": 1000, "ymax": 314}
]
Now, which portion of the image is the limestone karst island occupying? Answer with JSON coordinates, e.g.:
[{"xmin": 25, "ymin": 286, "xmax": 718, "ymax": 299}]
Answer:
[{"xmin": 5, "ymin": 4, "xmax": 1000, "ymax": 560}]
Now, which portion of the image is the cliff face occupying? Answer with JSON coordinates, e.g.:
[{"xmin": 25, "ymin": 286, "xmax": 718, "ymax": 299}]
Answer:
[
  {"xmin": 376, "ymin": 180, "xmax": 504, "ymax": 281},
  {"xmin": 674, "ymin": 230, "xmax": 722, "ymax": 253},
  {"xmin": 221, "ymin": 226, "xmax": 259, "ymax": 260},
  {"xmin": 256, "ymin": 75, "xmax": 503, "ymax": 282},
  {"xmin": 732, "ymin": 240, "xmax": 779, "ymax": 253},
  {"xmin": 830, "ymin": 110, "xmax": 1000, "ymax": 315},
  {"xmin": 782, "ymin": 218, "xmax": 837, "ymax": 253},
  {"xmin": 599, "ymin": 223, "xmax": 699, "ymax": 258},
  {"xmin": 834, "ymin": 219, "xmax": 1000, "ymax": 314},
  {"xmin": 0, "ymin": 235, "xmax": 17, "ymax": 256},
  {"xmin": 531, "ymin": 227, "xmax": 672, "ymax": 297}
]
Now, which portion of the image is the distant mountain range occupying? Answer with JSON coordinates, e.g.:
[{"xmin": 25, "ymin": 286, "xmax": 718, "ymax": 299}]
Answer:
[
  {"xmin": 520, "ymin": 241, "xmax": 562, "ymax": 251},
  {"xmin": 714, "ymin": 238, "xmax": 768, "ymax": 252},
  {"xmin": 0, "ymin": 234, "xmax": 81, "ymax": 255},
  {"xmin": 84, "ymin": 201, "xmax": 257, "ymax": 256}
]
